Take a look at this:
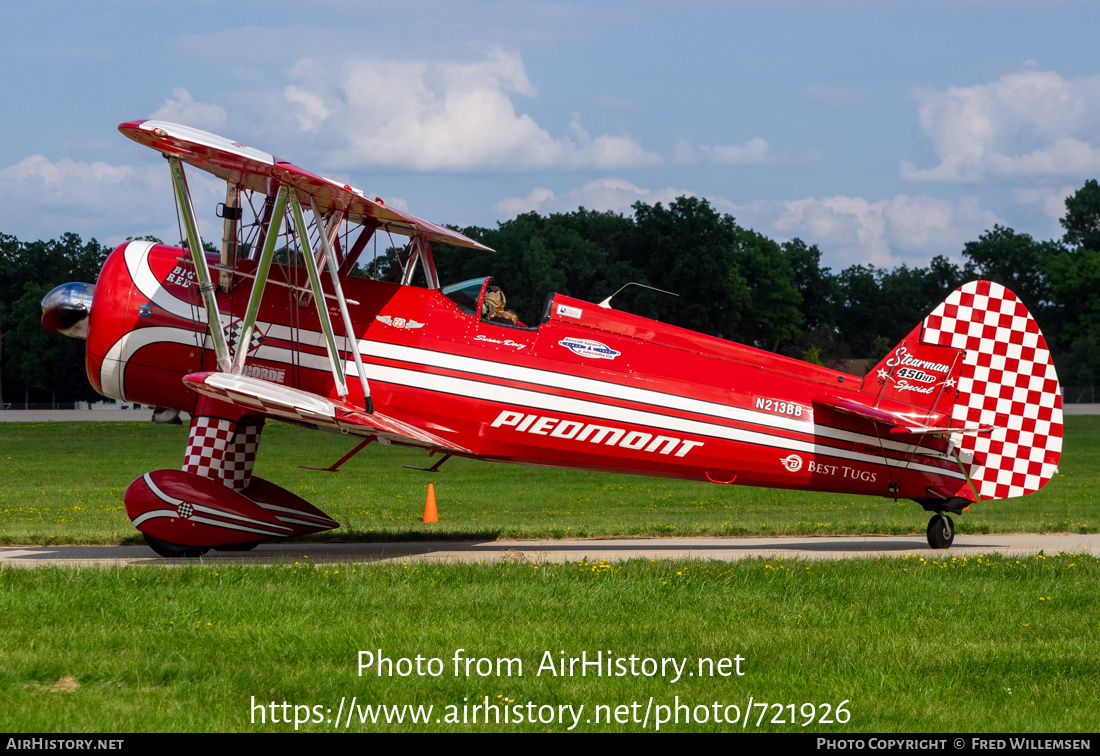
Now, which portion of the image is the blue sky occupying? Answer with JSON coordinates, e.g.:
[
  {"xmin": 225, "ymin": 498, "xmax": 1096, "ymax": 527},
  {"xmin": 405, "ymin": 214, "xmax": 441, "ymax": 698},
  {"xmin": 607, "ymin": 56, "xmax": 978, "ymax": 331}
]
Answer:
[{"xmin": 3, "ymin": 1, "xmax": 1100, "ymax": 272}]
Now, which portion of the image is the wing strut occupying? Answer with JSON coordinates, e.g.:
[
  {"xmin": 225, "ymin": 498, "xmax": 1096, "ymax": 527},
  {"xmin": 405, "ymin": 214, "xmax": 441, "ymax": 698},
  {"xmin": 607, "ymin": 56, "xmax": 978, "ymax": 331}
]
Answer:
[
  {"xmin": 288, "ymin": 193, "xmax": 350, "ymax": 401},
  {"xmin": 230, "ymin": 185, "xmax": 291, "ymax": 376},
  {"xmin": 311, "ymin": 196, "xmax": 373, "ymax": 412},
  {"xmin": 168, "ymin": 157, "xmax": 232, "ymax": 372}
]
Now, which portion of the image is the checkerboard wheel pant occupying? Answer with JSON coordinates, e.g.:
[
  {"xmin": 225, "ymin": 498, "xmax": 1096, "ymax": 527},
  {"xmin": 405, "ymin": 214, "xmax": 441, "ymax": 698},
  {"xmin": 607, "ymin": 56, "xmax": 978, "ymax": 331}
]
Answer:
[{"xmin": 182, "ymin": 416, "xmax": 264, "ymax": 491}]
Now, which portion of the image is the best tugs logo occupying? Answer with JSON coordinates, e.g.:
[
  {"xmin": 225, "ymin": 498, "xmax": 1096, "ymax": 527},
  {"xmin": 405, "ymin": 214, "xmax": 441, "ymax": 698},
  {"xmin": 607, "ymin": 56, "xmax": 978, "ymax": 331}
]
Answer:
[{"xmin": 779, "ymin": 454, "xmax": 804, "ymax": 472}]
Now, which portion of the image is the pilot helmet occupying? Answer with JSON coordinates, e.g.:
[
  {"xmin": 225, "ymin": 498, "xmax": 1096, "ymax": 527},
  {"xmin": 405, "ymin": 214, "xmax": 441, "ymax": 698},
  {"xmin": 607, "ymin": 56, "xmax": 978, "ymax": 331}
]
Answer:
[{"xmin": 483, "ymin": 285, "xmax": 506, "ymax": 314}]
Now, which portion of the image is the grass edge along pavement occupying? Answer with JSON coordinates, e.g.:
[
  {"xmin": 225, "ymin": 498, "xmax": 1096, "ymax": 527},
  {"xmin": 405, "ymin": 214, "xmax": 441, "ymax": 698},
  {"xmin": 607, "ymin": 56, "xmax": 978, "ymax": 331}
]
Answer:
[
  {"xmin": 0, "ymin": 551, "xmax": 1097, "ymax": 733},
  {"xmin": 0, "ymin": 417, "xmax": 1096, "ymax": 545}
]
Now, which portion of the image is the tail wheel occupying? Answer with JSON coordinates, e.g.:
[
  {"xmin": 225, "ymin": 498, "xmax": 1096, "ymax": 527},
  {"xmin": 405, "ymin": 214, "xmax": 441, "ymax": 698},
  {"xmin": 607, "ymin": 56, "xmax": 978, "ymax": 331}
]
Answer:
[
  {"xmin": 143, "ymin": 533, "xmax": 211, "ymax": 558},
  {"xmin": 926, "ymin": 514, "xmax": 955, "ymax": 550}
]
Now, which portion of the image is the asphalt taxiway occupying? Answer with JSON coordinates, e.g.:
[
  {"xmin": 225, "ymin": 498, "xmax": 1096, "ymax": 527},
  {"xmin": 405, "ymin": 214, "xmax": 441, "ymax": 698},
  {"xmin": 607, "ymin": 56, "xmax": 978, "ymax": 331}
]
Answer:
[{"xmin": 1, "ymin": 534, "xmax": 1097, "ymax": 568}]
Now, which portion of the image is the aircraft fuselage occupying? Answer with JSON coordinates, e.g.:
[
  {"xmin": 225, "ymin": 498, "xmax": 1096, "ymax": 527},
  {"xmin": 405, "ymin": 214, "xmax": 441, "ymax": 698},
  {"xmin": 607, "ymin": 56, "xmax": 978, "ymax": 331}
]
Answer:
[{"xmin": 85, "ymin": 240, "xmax": 970, "ymax": 502}]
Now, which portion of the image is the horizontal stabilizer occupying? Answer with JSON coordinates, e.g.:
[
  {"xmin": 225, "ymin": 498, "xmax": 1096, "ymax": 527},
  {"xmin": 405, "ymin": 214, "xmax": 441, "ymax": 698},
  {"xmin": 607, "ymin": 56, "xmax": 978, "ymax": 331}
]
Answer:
[
  {"xmin": 183, "ymin": 372, "xmax": 470, "ymax": 454},
  {"xmin": 813, "ymin": 395, "xmax": 933, "ymax": 431},
  {"xmin": 886, "ymin": 424, "xmax": 994, "ymax": 437},
  {"xmin": 815, "ymin": 396, "xmax": 994, "ymax": 438}
]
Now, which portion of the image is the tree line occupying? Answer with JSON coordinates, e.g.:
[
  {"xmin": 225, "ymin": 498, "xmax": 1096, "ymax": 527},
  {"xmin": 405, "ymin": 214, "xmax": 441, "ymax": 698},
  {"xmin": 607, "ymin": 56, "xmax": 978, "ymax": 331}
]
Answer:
[
  {"xmin": 0, "ymin": 232, "xmax": 107, "ymax": 407},
  {"xmin": 3, "ymin": 181, "xmax": 1098, "ymax": 406},
  {"xmin": 431, "ymin": 180, "xmax": 1100, "ymax": 386}
]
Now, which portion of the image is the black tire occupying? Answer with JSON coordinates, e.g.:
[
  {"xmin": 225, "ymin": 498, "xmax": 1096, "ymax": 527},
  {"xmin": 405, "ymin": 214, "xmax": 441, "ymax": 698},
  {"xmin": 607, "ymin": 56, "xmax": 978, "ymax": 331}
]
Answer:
[
  {"xmin": 143, "ymin": 533, "xmax": 211, "ymax": 558},
  {"xmin": 214, "ymin": 542, "xmax": 260, "ymax": 552},
  {"xmin": 926, "ymin": 514, "xmax": 955, "ymax": 550}
]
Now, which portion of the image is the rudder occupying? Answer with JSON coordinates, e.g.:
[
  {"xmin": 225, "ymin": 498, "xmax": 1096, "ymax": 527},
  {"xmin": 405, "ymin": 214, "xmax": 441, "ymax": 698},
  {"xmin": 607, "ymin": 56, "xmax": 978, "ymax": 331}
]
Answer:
[{"xmin": 920, "ymin": 281, "xmax": 1063, "ymax": 500}]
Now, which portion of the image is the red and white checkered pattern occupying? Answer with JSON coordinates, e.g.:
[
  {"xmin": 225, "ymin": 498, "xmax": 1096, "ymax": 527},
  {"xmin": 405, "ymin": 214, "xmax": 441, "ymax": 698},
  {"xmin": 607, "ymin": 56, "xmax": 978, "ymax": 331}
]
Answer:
[
  {"xmin": 921, "ymin": 281, "xmax": 1063, "ymax": 500},
  {"xmin": 221, "ymin": 422, "xmax": 263, "ymax": 491},
  {"xmin": 182, "ymin": 416, "xmax": 234, "ymax": 481},
  {"xmin": 182, "ymin": 416, "xmax": 265, "ymax": 491}
]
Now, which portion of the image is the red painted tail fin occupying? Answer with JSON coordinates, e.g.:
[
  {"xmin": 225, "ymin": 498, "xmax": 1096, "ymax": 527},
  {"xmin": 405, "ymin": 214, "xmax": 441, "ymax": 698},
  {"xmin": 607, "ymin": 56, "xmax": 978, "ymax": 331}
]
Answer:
[{"xmin": 863, "ymin": 281, "xmax": 1063, "ymax": 501}]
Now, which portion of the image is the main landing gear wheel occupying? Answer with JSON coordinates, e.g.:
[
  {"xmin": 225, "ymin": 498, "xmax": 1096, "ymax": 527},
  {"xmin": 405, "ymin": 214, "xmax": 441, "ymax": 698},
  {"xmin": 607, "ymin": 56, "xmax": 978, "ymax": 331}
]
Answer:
[
  {"xmin": 926, "ymin": 514, "xmax": 955, "ymax": 550},
  {"xmin": 142, "ymin": 533, "xmax": 211, "ymax": 558}
]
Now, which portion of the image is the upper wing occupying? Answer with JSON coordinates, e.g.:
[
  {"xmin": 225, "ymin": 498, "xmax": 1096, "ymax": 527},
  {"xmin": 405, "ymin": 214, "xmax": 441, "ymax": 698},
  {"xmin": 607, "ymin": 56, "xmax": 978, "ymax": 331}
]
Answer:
[
  {"xmin": 118, "ymin": 119, "xmax": 492, "ymax": 252},
  {"xmin": 184, "ymin": 371, "xmax": 470, "ymax": 454}
]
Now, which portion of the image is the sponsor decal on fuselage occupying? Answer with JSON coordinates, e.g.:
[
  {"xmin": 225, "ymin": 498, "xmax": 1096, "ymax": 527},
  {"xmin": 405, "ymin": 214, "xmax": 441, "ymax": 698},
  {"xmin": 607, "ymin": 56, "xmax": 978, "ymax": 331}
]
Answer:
[
  {"xmin": 491, "ymin": 410, "xmax": 704, "ymax": 457},
  {"xmin": 556, "ymin": 304, "xmax": 582, "ymax": 319},
  {"xmin": 243, "ymin": 363, "xmax": 286, "ymax": 384},
  {"xmin": 783, "ymin": 454, "xmax": 879, "ymax": 481},
  {"xmin": 164, "ymin": 265, "xmax": 196, "ymax": 289},
  {"xmin": 807, "ymin": 460, "xmax": 878, "ymax": 482},
  {"xmin": 376, "ymin": 315, "xmax": 425, "ymax": 330},
  {"xmin": 780, "ymin": 454, "xmax": 803, "ymax": 472},
  {"xmin": 558, "ymin": 337, "xmax": 620, "ymax": 360}
]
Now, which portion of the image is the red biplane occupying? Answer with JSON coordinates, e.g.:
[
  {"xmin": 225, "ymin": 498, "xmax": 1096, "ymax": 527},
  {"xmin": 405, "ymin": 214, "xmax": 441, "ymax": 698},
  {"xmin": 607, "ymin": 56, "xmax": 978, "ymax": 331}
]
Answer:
[{"xmin": 41, "ymin": 120, "xmax": 1064, "ymax": 555}]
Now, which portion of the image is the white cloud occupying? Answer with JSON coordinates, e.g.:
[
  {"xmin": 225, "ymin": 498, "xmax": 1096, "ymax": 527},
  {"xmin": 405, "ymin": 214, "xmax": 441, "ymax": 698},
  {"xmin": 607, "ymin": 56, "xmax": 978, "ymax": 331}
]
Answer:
[
  {"xmin": 0, "ymin": 154, "xmax": 222, "ymax": 244},
  {"xmin": 493, "ymin": 177, "xmax": 692, "ymax": 218},
  {"xmin": 766, "ymin": 193, "xmax": 1002, "ymax": 267},
  {"xmin": 150, "ymin": 88, "xmax": 228, "ymax": 132},
  {"xmin": 1012, "ymin": 184, "xmax": 1076, "ymax": 220},
  {"xmin": 284, "ymin": 49, "xmax": 660, "ymax": 172},
  {"xmin": 703, "ymin": 137, "xmax": 770, "ymax": 164},
  {"xmin": 494, "ymin": 181, "xmax": 1001, "ymax": 269},
  {"xmin": 0, "ymin": 155, "xmax": 139, "ymax": 208},
  {"xmin": 284, "ymin": 85, "xmax": 332, "ymax": 132},
  {"xmin": 772, "ymin": 196, "xmax": 890, "ymax": 265},
  {"xmin": 673, "ymin": 137, "xmax": 770, "ymax": 164},
  {"xmin": 901, "ymin": 70, "xmax": 1100, "ymax": 182}
]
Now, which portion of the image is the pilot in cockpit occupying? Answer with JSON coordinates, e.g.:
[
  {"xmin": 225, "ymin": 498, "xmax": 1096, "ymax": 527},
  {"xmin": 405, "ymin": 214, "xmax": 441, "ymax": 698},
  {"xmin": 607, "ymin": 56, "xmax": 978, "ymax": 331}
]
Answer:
[{"xmin": 481, "ymin": 285, "xmax": 520, "ymax": 325}]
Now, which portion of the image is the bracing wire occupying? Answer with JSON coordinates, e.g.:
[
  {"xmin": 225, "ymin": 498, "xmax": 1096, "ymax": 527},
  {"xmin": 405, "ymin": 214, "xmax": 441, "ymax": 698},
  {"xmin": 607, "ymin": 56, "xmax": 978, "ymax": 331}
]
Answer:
[{"xmin": 168, "ymin": 168, "xmax": 204, "ymax": 358}]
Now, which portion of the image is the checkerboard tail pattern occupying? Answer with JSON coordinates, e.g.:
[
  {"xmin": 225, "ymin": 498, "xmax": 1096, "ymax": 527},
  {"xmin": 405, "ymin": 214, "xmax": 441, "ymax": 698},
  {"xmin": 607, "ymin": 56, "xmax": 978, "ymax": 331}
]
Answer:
[
  {"xmin": 921, "ymin": 281, "xmax": 1063, "ymax": 500},
  {"xmin": 182, "ymin": 416, "xmax": 264, "ymax": 491}
]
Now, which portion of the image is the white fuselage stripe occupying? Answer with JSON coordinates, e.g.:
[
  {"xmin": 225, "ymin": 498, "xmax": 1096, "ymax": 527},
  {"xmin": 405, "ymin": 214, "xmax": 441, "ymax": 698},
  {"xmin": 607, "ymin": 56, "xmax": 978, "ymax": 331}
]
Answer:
[
  {"xmin": 255, "ymin": 336, "xmax": 948, "ymax": 463},
  {"xmin": 365, "ymin": 362, "xmax": 963, "ymax": 479},
  {"xmin": 102, "ymin": 327, "xmax": 200, "ymax": 402}
]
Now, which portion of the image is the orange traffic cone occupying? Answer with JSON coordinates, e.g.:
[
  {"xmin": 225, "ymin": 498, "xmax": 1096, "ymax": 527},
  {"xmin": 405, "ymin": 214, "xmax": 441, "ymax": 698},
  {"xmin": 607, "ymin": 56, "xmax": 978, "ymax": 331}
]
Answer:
[{"xmin": 423, "ymin": 483, "xmax": 438, "ymax": 523}]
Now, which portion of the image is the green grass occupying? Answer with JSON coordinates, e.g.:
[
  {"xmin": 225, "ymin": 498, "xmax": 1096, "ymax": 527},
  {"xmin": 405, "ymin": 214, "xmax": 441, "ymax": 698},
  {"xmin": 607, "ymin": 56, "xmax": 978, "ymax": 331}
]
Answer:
[
  {"xmin": 0, "ymin": 553, "xmax": 1096, "ymax": 732},
  {"xmin": 2, "ymin": 420, "xmax": 1096, "ymax": 733},
  {"xmin": 1, "ymin": 417, "xmax": 1097, "ymax": 544}
]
